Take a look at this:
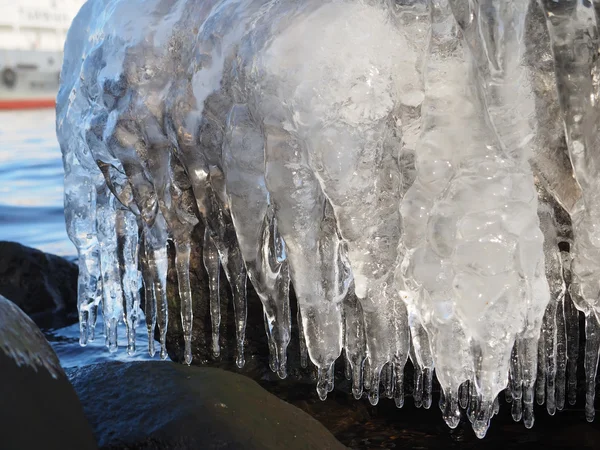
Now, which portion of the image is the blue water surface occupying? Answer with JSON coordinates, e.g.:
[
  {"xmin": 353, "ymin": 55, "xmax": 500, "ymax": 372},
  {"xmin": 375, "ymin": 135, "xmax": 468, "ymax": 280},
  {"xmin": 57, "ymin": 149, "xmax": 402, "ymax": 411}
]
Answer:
[
  {"xmin": 48, "ymin": 314, "xmax": 159, "ymax": 368},
  {"xmin": 0, "ymin": 109, "xmax": 75, "ymax": 257}
]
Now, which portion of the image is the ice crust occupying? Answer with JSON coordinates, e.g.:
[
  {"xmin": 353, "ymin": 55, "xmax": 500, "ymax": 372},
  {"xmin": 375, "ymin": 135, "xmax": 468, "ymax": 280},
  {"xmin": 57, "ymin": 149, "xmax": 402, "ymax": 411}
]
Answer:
[{"xmin": 57, "ymin": 0, "xmax": 600, "ymax": 437}]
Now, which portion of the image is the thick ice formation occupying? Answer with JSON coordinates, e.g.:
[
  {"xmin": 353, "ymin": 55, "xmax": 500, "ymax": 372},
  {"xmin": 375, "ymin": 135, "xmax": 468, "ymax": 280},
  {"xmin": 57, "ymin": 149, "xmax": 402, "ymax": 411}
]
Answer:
[{"xmin": 57, "ymin": 0, "xmax": 600, "ymax": 438}]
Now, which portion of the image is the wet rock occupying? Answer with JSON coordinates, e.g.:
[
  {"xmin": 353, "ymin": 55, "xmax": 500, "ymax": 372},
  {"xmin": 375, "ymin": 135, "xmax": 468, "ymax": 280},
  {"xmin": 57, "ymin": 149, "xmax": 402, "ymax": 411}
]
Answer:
[
  {"xmin": 67, "ymin": 360, "xmax": 346, "ymax": 450},
  {"xmin": 0, "ymin": 295, "xmax": 97, "ymax": 450},
  {"xmin": 0, "ymin": 241, "xmax": 78, "ymax": 328}
]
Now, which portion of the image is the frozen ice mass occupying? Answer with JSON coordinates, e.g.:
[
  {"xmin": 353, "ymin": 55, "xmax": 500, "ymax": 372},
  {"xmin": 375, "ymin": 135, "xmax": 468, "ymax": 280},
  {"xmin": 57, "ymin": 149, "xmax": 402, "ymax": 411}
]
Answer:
[{"xmin": 56, "ymin": 0, "xmax": 600, "ymax": 438}]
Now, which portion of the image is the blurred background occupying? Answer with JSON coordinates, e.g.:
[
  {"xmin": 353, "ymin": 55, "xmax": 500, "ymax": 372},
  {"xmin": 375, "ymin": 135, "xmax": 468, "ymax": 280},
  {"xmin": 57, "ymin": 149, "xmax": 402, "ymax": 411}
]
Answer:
[{"xmin": 0, "ymin": 0, "xmax": 84, "ymax": 257}]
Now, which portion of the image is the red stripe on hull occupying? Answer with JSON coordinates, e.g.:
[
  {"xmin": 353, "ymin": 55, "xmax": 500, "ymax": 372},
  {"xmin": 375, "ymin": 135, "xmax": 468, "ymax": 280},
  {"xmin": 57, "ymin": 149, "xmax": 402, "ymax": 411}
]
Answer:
[{"xmin": 0, "ymin": 98, "xmax": 56, "ymax": 110}]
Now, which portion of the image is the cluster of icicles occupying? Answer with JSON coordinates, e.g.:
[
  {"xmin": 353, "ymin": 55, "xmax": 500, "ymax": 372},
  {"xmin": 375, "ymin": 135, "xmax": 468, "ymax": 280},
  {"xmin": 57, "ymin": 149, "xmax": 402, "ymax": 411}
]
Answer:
[{"xmin": 57, "ymin": 0, "xmax": 600, "ymax": 438}]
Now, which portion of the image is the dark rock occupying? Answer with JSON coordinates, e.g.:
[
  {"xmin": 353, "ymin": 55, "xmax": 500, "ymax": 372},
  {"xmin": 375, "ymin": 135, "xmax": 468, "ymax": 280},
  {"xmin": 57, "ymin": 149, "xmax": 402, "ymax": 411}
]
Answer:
[
  {"xmin": 67, "ymin": 360, "xmax": 347, "ymax": 450},
  {"xmin": 0, "ymin": 241, "xmax": 78, "ymax": 328},
  {"xmin": 0, "ymin": 295, "xmax": 97, "ymax": 450}
]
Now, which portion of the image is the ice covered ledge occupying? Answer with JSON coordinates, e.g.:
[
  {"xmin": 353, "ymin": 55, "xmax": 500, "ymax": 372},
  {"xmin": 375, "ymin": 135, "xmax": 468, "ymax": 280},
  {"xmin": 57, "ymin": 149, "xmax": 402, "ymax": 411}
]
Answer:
[{"xmin": 57, "ymin": 0, "xmax": 600, "ymax": 438}]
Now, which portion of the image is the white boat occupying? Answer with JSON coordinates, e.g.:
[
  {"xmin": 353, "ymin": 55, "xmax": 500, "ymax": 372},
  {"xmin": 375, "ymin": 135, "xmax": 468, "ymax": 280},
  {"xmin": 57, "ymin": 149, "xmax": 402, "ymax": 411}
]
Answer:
[{"xmin": 0, "ymin": 0, "xmax": 83, "ymax": 109}]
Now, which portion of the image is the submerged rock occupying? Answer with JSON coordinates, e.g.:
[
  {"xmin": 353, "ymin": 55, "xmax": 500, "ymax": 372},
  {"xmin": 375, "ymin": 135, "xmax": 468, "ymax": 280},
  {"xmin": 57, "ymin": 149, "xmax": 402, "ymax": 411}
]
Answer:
[
  {"xmin": 67, "ymin": 360, "xmax": 346, "ymax": 450},
  {"xmin": 0, "ymin": 241, "xmax": 78, "ymax": 327},
  {"xmin": 0, "ymin": 295, "xmax": 97, "ymax": 450}
]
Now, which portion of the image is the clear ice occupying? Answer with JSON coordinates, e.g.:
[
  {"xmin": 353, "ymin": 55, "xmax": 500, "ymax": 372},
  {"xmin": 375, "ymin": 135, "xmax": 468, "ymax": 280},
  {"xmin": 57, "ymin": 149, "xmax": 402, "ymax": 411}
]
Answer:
[{"xmin": 57, "ymin": 0, "xmax": 600, "ymax": 438}]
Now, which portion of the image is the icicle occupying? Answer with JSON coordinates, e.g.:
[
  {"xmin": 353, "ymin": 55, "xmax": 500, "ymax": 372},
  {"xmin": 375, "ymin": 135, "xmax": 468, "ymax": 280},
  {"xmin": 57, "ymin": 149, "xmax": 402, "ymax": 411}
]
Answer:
[
  {"xmin": 139, "ymin": 231, "xmax": 156, "ymax": 357},
  {"xmin": 154, "ymin": 254, "xmax": 169, "ymax": 359},
  {"xmin": 555, "ymin": 292, "xmax": 567, "ymax": 411},
  {"xmin": 519, "ymin": 338, "xmax": 538, "ymax": 428},
  {"xmin": 76, "ymin": 243, "xmax": 103, "ymax": 346},
  {"xmin": 536, "ymin": 330, "xmax": 546, "ymax": 406},
  {"xmin": 393, "ymin": 297, "xmax": 410, "ymax": 407},
  {"xmin": 393, "ymin": 360, "xmax": 405, "ymax": 408},
  {"xmin": 202, "ymin": 228, "xmax": 221, "ymax": 359},
  {"xmin": 471, "ymin": 398, "xmax": 494, "ymax": 439},
  {"xmin": 205, "ymin": 166, "xmax": 249, "ymax": 369},
  {"xmin": 316, "ymin": 363, "xmax": 335, "ymax": 401},
  {"xmin": 343, "ymin": 351, "xmax": 351, "ymax": 381},
  {"xmin": 509, "ymin": 337, "xmax": 538, "ymax": 429},
  {"xmin": 408, "ymin": 321, "xmax": 432, "ymax": 410},
  {"xmin": 264, "ymin": 313, "xmax": 277, "ymax": 373},
  {"xmin": 566, "ymin": 298, "xmax": 580, "ymax": 406},
  {"xmin": 256, "ymin": 211, "xmax": 291, "ymax": 378},
  {"xmin": 509, "ymin": 345, "xmax": 523, "ymax": 423},
  {"xmin": 368, "ymin": 363, "xmax": 382, "ymax": 406},
  {"xmin": 230, "ymin": 261, "xmax": 248, "ymax": 369},
  {"xmin": 300, "ymin": 302, "xmax": 343, "ymax": 401},
  {"xmin": 263, "ymin": 128, "xmax": 346, "ymax": 389},
  {"xmin": 459, "ymin": 380, "xmax": 470, "ymax": 409},
  {"xmin": 382, "ymin": 363, "xmax": 394, "ymax": 399},
  {"xmin": 87, "ymin": 276, "xmax": 101, "ymax": 343},
  {"xmin": 442, "ymin": 388, "xmax": 461, "ymax": 429},
  {"xmin": 537, "ymin": 187, "xmax": 570, "ymax": 415},
  {"xmin": 563, "ymin": 251, "xmax": 579, "ymax": 406},
  {"xmin": 422, "ymin": 367, "xmax": 433, "ymax": 410},
  {"xmin": 492, "ymin": 396, "xmax": 500, "ymax": 417},
  {"xmin": 96, "ymin": 183, "xmax": 124, "ymax": 352},
  {"xmin": 540, "ymin": 0, "xmax": 600, "ymax": 421},
  {"xmin": 222, "ymin": 104, "xmax": 292, "ymax": 377},
  {"xmin": 143, "ymin": 214, "xmax": 169, "ymax": 360},
  {"xmin": 298, "ymin": 307, "xmax": 308, "ymax": 369},
  {"xmin": 116, "ymin": 207, "xmax": 140, "ymax": 355},
  {"xmin": 543, "ymin": 302, "xmax": 558, "ymax": 416},
  {"xmin": 175, "ymin": 239, "xmax": 193, "ymax": 365},
  {"xmin": 361, "ymin": 303, "xmax": 398, "ymax": 408},
  {"xmin": 63, "ymin": 150, "xmax": 104, "ymax": 346},
  {"xmin": 467, "ymin": 380, "xmax": 478, "ymax": 425},
  {"xmin": 182, "ymin": 144, "xmax": 249, "ymax": 368},
  {"xmin": 343, "ymin": 290, "xmax": 366, "ymax": 400},
  {"xmin": 413, "ymin": 364, "xmax": 423, "ymax": 409},
  {"xmin": 263, "ymin": 7, "xmax": 408, "ymax": 407},
  {"xmin": 363, "ymin": 358, "xmax": 371, "ymax": 392},
  {"xmin": 584, "ymin": 313, "xmax": 600, "ymax": 422},
  {"xmin": 151, "ymin": 152, "xmax": 199, "ymax": 366}
]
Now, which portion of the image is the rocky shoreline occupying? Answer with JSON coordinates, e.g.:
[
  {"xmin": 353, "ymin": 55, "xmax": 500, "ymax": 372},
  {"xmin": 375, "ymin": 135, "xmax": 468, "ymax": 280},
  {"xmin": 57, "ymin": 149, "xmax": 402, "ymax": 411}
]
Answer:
[{"xmin": 1, "ymin": 242, "xmax": 599, "ymax": 449}]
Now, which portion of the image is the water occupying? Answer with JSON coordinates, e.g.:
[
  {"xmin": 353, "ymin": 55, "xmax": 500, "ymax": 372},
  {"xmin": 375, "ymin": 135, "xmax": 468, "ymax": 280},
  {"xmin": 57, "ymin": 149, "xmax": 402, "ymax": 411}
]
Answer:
[
  {"xmin": 47, "ymin": 313, "xmax": 158, "ymax": 369},
  {"xmin": 0, "ymin": 109, "xmax": 75, "ymax": 257}
]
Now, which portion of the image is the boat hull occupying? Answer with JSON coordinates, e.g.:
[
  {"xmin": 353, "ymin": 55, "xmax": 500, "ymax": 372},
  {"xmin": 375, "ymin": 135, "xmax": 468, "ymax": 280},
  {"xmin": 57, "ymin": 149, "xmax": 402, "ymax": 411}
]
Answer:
[
  {"xmin": 0, "ymin": 98, "xmax": 55, "ymax": 110},
  {"xmin": 0, "ymin": 49, "xmax": 61, "ymax": 110}
]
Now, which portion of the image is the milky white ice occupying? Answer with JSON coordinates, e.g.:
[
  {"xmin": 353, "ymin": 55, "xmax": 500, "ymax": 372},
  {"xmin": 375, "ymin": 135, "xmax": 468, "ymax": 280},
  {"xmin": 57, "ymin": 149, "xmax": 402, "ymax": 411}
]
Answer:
[{"xmin": 56, "ymin": 0, "xmax": 600, "ymax": 438}]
